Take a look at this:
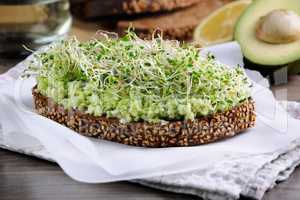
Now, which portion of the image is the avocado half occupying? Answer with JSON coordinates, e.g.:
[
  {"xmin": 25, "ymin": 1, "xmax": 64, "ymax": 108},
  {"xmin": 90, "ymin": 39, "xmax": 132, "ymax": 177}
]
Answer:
[{"xmin": 235, "ymin": 0, "xmax": 300, "ymax": 66}]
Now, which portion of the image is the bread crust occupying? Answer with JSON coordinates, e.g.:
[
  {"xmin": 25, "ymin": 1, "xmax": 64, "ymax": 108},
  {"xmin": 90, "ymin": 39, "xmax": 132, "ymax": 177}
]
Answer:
[
  {"xmin": 72, "ymin": 0, "xmax": 201, "ymax": 18},
  {"xmin": 117, "ymin": 0, "xmax": 231, "ymax": 41},
  {"xmin": 33, "ymin": 87, "xmax": 256, "ymax": 148},
  {"xmin": 122, "ymin": 0, "xmax": 201, "ymax": 14}
]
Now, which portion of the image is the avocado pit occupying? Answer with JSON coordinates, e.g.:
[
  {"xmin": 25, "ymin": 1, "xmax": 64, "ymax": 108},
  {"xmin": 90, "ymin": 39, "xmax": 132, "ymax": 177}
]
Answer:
[{"xmin": 256, "ymin": 9, "xmax": 300, "ymax": 44}]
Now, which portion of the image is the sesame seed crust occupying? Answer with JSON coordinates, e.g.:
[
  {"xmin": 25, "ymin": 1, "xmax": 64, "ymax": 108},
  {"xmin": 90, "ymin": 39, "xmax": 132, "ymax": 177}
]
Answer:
[
  {"xmin": 117, "ymin": 0, "xmax": 232, "ymax": 41},
  {"xmin": 74, "ymin": 0, "xmax": 201, "ymax": 19},
  {"xmin": 32, "ymin": 87, "xmax": 256, "ymax": 148},
  {"xmin": 122, "ymin": 0, "xmax": 201, "ymax": 14}
]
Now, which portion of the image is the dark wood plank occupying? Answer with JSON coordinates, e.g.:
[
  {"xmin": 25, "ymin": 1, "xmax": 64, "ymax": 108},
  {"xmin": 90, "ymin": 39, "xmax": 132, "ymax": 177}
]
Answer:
[
  {"xmin": 2, "ymin": 148, "xmax": 300, "ymax": 200},
  {"xmin": 272, "ymin": 75, "xmax": 300, "ymax": 102},
  {"xmin": 263, "ymin": 167, "xmax": 300, "ymax": 200},
  {"xmin": 0, "ymin": 149, "xmax": 198, "ymax": 200},
  {"xmin": 0, "ymin": 58, "xmax": 20, "ymax": 74}
]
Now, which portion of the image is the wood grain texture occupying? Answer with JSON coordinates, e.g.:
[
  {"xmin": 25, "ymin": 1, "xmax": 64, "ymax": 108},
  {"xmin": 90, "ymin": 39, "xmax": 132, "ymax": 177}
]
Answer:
[
  {"xmin": 1, "ymin": 148, "xmax": 300, "ymax": 200},
  {"xmin": 0, "ymin": 149, "xmax": 195, "ymax": 200},
  {"xmin": 0, "ymin": 58, "xmax": 20, "ymax": 74}
]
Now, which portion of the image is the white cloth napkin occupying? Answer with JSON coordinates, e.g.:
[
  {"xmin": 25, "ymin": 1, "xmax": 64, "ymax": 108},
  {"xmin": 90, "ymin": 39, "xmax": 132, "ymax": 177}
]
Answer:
[{"xmin": 0, "ymin": 42, "xmax": 300, "ymax": 200}]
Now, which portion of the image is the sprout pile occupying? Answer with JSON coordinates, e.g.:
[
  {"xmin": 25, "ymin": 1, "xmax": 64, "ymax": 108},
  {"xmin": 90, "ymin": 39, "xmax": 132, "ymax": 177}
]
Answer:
[{"xmin": 27, "ymin": 31, "xmax": 251, "ymax": 123}]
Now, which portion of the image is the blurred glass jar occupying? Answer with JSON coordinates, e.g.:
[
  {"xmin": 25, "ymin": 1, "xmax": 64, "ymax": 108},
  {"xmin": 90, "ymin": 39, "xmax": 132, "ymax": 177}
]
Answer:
[{"xmin": 0, "ymin": 0, "xmax": 72, "ymax": 56}]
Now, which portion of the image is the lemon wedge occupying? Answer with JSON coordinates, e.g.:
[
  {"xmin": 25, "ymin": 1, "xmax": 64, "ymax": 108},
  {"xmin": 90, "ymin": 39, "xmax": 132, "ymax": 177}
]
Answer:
[{"xmin": 194, "ymin": 0, "xmax": 252, "ymax": 46}]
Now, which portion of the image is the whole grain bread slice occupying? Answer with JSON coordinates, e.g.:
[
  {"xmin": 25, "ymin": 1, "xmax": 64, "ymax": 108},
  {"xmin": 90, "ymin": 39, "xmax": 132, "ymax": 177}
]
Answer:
[
  {"xmin": 117, "ymin": 0, "xmax": 231, "ymax": 41},
  {"xmin": 71, "ymin": 0, "xmax": 202, "ymax": 19},
  {"xmin": 33, "ymin": 87, "xmax": 256, "ymax": 148}
]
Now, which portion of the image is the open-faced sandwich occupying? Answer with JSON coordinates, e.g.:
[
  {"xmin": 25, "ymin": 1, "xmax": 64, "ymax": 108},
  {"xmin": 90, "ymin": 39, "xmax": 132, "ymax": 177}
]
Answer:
[{"xmin": 27, "ymin": 31, "xmax": 256, "ymax": 147}]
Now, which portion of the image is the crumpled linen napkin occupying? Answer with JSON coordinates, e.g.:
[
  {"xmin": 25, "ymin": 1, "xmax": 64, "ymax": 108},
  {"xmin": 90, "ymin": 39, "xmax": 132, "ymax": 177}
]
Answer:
[
  {"xmin": 136, "ymin": 137, "xmax": 300, "ymax": 200},
  {"xmin": 1, "ymin": 42, "xmax": 300, "ymax": 200}
]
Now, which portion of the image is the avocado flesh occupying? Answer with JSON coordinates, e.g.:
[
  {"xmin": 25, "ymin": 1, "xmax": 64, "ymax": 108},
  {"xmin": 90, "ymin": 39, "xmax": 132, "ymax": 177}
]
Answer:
[{"xmin": 235, "ymin": 0, "xmax": 300, "ymax": 66}]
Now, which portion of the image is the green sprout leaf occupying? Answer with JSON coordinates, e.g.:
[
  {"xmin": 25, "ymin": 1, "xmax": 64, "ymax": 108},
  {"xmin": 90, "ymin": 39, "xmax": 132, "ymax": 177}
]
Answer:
[{"xmin": 26, "ymin": 31, "xmax": 251, "ymax": 123}]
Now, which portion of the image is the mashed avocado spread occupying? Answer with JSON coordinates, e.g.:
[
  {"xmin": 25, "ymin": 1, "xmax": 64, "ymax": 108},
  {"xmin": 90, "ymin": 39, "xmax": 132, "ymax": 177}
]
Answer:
[{"xmin": 27, "ymin": 31, "xmax": 251, "ymax": 123}]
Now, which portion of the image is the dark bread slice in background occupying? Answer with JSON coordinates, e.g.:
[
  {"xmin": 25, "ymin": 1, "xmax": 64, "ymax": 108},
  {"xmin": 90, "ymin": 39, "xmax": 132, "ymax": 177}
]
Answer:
[
  {"xmin": 117, "ymin": 0, "xmax": 232, "ymax": 40},
  {"xmin": 71, "ymin": 0, "xmax": 202, "ymax": 18},
  {"xmin": 33, "ymin": 86, "xmax": 256, "ymax": 148}
]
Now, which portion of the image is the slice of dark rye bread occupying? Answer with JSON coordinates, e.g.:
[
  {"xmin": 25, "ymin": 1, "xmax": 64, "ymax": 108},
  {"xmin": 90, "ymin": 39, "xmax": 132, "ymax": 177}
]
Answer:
[
  {"xmin": 117, "ymin": 0, "xmax": 232, "ymax": 41},
  {"xmin": 71, "ymin": 0, "xmax": 201, "ymax": 18},
  {"xmin": 33, "ymin": 87, "xmax": 256, "ymax": 148}
]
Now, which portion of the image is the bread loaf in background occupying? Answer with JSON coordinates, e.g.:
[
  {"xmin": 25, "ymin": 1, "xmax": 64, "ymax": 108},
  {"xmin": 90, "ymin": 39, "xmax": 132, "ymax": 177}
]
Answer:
[
  {"xmin": 71, "ymin": 0, "xmax": 231, "ymax": 41},
  {"xmin": 117, "ymin": 0, "xmax": 231, "ymax": 40},
  {"xmin": 71, "ymin": 0, "xmax": 201, "ymax": 18}
]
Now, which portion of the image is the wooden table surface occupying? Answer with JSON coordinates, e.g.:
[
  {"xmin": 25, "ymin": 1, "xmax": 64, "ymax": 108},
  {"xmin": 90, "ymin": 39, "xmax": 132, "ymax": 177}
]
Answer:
[{"xmin": 1, "ymin": 20, "xmax": 300, "ymax": 200}]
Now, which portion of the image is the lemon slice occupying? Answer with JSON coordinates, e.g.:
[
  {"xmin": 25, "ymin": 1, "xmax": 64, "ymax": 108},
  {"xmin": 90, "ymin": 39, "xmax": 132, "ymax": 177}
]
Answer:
[{"xmin": 194, "ymin": 0, "xmax": 252, "ymax": 46}]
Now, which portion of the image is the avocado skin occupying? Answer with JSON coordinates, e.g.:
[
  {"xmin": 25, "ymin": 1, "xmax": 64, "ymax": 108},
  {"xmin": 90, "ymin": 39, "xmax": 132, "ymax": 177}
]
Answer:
[
  {"xmin": 244, "ymin": 57, "xmax": 300, "ymax": 75},
  {"xmin": 243, "ymin": 57, "xmax": 281, "ymax": 77},
  {"xmin": 243, "ymin": 57, "xmax": 300, "ymax": 85}
]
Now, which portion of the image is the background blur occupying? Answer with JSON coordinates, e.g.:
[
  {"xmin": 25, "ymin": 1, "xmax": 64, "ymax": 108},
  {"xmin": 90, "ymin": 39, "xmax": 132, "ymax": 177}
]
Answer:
[{"xmin": 0, "ymin": 0, "xmax": 229, "ymax": 55}]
